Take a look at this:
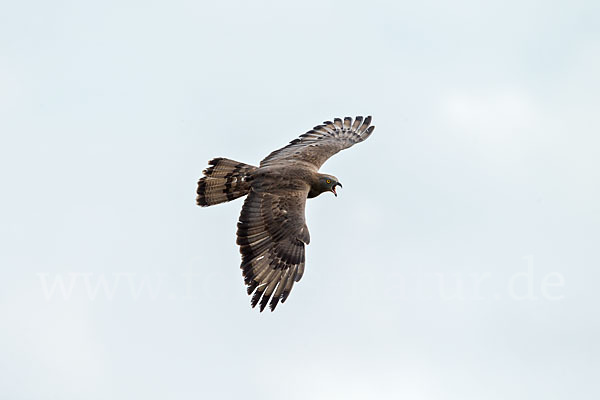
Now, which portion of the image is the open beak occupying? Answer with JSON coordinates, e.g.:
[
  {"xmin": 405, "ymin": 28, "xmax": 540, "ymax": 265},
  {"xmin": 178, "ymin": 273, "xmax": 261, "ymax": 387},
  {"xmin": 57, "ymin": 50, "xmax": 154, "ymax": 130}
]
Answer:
[{"xmin": 332, "ymin": 182, "xmax": 342, "ymax": 197}]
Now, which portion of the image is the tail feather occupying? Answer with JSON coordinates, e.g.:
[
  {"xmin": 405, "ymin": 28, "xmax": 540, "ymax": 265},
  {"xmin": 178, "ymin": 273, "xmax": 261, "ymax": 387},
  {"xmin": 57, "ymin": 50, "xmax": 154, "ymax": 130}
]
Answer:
[{"xmin": 196, "ymin": 158, "xmax": 257, "ymax": 207}]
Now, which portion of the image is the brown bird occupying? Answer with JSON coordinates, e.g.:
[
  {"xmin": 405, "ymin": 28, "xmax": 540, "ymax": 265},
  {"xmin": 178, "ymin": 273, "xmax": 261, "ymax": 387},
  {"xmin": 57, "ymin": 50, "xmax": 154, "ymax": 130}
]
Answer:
[{"xmin": 196, "ymin": 116, "xmax": 375, "ymax": 311}]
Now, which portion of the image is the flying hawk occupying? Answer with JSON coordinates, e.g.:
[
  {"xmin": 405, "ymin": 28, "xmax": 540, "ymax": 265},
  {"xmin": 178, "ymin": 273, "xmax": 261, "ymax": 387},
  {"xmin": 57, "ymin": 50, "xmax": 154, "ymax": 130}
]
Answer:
[{"xmin": 196, "ymin": 116, "xmax": 375, "ymax": 311}]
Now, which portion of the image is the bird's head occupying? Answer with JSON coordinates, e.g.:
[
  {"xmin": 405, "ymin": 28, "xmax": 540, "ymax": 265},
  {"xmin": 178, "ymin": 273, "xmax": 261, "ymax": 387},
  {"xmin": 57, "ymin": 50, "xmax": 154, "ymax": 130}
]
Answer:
[{"xmin": 319, "ymin": 174, "xmax": 342, "ymax": 197}]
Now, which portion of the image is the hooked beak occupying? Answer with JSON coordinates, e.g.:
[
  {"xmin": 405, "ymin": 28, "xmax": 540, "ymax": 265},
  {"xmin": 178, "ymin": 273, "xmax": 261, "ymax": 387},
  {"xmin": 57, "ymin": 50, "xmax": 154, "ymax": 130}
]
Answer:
[{"xmin": 331, "ymin": 182, "xmax": 342, "ymax": 197}]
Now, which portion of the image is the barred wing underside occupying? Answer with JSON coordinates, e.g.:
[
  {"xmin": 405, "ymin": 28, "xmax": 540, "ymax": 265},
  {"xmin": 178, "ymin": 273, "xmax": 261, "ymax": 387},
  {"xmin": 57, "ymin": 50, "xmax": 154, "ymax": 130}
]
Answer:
[
  {"xmin": 260, "ymin": 116, "xmax": 374, "ymax": 170},
  {"xmin": 236, "ymin": 188, "xmax": 311, "ymax": 311}
]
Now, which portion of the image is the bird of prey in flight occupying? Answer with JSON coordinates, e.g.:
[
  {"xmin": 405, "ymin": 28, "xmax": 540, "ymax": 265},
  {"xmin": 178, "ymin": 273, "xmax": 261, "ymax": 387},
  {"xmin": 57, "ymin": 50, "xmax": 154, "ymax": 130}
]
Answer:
[{"xmin": 196, "ymin": 116, "xmax": 375, "ymax": 311}]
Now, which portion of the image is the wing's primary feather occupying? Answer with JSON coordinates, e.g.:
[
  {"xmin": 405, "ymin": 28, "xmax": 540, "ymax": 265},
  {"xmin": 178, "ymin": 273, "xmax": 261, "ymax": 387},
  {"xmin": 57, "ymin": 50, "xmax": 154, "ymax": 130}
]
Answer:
[
  {"xmin": 260, "ymin": 115, "xmax": 374, "ymax": 170},
  {"xmin": 236, "ymin": 187, "xmax": 310, "ymax": 311}
]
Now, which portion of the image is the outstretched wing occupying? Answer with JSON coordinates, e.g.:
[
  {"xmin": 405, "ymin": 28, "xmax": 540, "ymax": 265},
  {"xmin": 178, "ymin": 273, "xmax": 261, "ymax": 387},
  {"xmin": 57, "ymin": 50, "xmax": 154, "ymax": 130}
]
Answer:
[
  {"xmin": 260, "ymin": 115, "xmax": 375, "ymax": 170},
  {"xmin": 236, "ymin": 187, "xmax": 311, "ymax": 312}
]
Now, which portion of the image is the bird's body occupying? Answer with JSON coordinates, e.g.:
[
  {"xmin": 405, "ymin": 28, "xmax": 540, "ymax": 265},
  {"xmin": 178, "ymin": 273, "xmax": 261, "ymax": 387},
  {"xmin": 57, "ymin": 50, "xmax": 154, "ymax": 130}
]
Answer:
[
  {"xmin": 252, "ymin": 164, "xmax": 315, "ymax": 194},
  {"xmin": 196, "ymin": 116, "xmax": 374, "ymax": 311}
]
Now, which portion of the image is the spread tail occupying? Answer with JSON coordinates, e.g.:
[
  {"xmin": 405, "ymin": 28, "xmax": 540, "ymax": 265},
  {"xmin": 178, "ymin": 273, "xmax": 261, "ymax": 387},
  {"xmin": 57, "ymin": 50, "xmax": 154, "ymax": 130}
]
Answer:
[{"xmin": 196, "ymin": 158, "xmax": 257, "ymax": 207}]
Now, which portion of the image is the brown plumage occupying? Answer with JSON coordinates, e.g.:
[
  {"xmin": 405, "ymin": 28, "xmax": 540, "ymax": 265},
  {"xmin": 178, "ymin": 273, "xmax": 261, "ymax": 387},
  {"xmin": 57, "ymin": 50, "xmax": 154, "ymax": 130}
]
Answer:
[{"xmin": 196, "ymin": 116, "xmax": 375, "ymax": 311}]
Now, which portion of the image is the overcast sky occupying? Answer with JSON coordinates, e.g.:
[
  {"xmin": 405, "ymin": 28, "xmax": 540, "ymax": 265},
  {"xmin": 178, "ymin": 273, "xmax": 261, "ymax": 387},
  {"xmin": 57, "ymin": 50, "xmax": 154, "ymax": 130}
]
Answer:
[{"xmin": 1, "ymin": 1, "xmax": 599, "ymax": 399}]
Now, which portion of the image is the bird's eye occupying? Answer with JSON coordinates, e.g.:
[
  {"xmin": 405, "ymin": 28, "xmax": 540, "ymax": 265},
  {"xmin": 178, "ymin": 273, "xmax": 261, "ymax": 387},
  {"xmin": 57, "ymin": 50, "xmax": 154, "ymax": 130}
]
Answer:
[{"xmin": 326, "ymin": 179, "xmax": 331, "ymax": 184}]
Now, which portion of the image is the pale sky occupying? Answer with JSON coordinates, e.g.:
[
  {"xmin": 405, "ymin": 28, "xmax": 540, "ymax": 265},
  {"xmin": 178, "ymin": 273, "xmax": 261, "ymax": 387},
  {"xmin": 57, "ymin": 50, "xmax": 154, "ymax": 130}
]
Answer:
[{"xmin": 1, "ymin": 1, "xmax": 599, "ymax": 399}]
